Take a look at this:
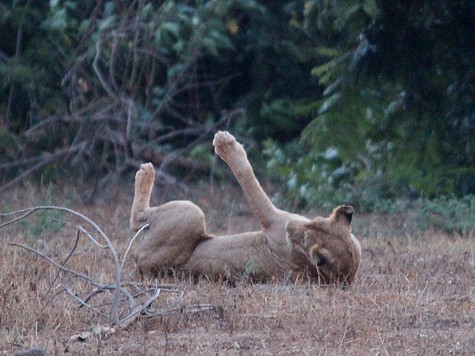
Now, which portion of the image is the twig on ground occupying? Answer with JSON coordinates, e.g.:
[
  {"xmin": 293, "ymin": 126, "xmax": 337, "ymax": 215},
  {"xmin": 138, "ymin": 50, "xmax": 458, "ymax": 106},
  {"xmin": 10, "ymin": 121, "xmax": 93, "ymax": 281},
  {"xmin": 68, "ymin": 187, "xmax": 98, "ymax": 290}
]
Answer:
[
  {"xmin": 43, "ymin": 229, "xmax": 81, "ymax": 300},
  {"xmin": 121, "ymin": 223, "xmax": 149, "ymax": 272},
  {"xmin": 0, "ymin": 206, "xmax": 219, "ymax": 329}
]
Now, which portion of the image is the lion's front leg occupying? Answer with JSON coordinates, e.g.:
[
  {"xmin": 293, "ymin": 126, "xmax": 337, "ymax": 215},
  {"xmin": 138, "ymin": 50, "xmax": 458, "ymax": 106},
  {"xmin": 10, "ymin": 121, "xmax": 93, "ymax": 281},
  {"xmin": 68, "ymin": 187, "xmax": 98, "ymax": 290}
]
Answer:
[
  {"xmin": 130, "ymin": 162, "xmax": 156, "ymax": 231},
  {"xmin": 213, "ymin": 131, "xmax": 277, "ymax": 229}
]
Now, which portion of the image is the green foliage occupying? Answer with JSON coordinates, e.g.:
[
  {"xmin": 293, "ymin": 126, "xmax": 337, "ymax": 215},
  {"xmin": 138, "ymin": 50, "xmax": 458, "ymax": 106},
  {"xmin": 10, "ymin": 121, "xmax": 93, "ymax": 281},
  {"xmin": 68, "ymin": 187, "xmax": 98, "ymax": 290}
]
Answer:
[
  {"xmin": 0, "ymin": 2, "xmax": 66, "ymax": 126},
  {"xmin": 19, "ymin": 182, "xmax": 65, "ymax": 241},
  {"xmin": 418, "ymin": 195, "xmax": 475, "ymax": 237},
  {"xmin": 264, "ymin": 138, "xmax": 356, "ymax": 209},
  {"xmin": 267, "ymin": 0, "xmax": 475, "ymax": 209},
  {"xmin": 189, "ymin": 142, "xmax": 215, "ymax": 170},
  {"xmin": 227, "ymin": 1, "xmax": 319, "ymax": 140}
]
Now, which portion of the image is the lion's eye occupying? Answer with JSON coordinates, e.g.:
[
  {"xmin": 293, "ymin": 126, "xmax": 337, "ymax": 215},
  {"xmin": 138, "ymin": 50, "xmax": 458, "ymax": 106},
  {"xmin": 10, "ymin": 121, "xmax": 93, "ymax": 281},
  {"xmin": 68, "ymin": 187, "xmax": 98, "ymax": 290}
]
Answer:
[{"xmin": 315, "ymin": 253, "xmax": 327, "ymax": 267}]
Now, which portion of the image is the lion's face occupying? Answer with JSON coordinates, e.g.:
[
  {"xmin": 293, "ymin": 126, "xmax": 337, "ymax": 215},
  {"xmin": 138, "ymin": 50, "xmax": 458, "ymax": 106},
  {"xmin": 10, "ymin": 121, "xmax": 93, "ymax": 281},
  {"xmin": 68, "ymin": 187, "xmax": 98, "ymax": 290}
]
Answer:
[{"xmin": 286, "ymin": 205, "xmax": 361, "ymax": 286}]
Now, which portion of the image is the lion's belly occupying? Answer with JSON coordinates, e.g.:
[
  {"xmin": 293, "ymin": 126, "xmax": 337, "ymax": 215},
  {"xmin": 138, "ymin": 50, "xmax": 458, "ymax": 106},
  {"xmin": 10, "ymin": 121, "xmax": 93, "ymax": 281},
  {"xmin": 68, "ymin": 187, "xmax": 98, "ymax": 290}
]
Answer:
[{"xmin": 182, "ymin": 232, "xmax": 289, "ymax": 280}]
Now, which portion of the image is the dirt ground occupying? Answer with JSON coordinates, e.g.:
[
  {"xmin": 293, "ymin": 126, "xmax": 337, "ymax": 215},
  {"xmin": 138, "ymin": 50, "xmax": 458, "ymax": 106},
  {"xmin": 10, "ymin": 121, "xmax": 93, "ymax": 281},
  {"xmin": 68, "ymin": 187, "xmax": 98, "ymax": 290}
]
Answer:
[{"xmin": 1, "ymin": 183, "xmax": 474, "ymax": 355}]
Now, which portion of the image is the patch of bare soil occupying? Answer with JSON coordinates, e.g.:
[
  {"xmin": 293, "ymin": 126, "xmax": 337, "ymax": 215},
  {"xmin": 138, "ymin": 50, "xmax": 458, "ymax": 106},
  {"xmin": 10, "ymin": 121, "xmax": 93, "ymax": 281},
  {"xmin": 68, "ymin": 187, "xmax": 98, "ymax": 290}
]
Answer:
[{"xmin": 1, "ymin": 185, "xmax": 474, "ymax": 355}]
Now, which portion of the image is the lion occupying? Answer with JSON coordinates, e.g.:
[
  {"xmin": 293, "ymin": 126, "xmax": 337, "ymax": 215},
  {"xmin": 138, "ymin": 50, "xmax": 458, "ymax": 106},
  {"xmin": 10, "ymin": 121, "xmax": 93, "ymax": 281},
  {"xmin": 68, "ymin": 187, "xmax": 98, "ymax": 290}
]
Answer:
[{"xmin": 130, "ymin": 131, "xmax": 361, "ymax": 285}]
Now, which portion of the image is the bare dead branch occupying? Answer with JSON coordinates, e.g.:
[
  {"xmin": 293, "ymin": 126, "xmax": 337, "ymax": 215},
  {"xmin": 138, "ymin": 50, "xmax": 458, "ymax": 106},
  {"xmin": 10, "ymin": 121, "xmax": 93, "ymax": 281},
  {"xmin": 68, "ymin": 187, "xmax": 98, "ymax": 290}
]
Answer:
[
  {"xmin": 121, "ymin": 223, "xmax": 149, "ymax": 272},
  {"xmin": 118, "ymin": 287, "xmax": 162, "ymax": 328},
  {"xmin": 0, "ymin": 156, "xmax": 44, "ymax": 170},
  {"xmin": 0, "ymin": 205, "xmax": 220, "ymax": 329},
  {"xmin": 1, "ymin": 206, "xmax": 122, "ymax": 323},
  {"xmin": 93, "ymin": 39, "xmax": 117, "ymax": 99},
  {"xmin": 6, "ymin": 240, "xmax": 103, "ymax": 286},
  {"xmin": 44, "ymin": 229, "xmax": 81, "ymax": 299},
  {"xmin": 64, "ymin": 286, "xmax": 110, "ymax": 320},
  {"xmin": 75, "ymin": 225, "xmax": 108, "ymax": 249},
  {"xmin": 0, "ymin": 145, "xmax": 83, "ymax": 193},
  {"xmin": 142, "ymin": 303, "xmax": 223, "ymax": 318}
]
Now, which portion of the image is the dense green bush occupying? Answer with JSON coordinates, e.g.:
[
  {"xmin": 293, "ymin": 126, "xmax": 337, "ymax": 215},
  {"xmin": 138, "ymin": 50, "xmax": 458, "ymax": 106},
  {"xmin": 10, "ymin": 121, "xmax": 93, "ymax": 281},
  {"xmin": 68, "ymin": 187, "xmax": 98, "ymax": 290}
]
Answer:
[
  {"xmin": 418, "ymin": 195, "xmax": 475, "ymax": 237},
  {"xmin": 1, "ymin": 1, "xmax": 474, "ymax": 209},
  {"xmin": 263, "ymin": 0, "xmax": 475, "ymax": 209}
]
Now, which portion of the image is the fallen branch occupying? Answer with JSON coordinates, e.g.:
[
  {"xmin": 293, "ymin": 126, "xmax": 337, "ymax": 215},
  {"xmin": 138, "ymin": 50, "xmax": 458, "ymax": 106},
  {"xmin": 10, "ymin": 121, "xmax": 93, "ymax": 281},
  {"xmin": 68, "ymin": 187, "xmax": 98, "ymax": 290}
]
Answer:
[{"xmin": 0, "ymin": 206, "xmax": 221, "ymax": 329}]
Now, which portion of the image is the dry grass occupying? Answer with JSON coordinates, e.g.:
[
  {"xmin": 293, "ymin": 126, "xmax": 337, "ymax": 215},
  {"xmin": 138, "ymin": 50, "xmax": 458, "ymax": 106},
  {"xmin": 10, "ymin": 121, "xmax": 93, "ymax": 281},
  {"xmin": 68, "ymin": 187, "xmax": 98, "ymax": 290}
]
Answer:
[{"xmin": 1, "ymin": 182, "xmax": 474, "ymax": 355}]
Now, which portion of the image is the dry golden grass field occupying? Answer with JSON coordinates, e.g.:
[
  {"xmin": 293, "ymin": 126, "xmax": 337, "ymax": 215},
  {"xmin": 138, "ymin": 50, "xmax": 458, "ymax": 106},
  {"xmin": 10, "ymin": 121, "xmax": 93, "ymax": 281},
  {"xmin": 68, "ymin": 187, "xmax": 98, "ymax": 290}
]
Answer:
[{"xmin": 1, "ymin": 181, "xmax": 474, "ymax": 355}]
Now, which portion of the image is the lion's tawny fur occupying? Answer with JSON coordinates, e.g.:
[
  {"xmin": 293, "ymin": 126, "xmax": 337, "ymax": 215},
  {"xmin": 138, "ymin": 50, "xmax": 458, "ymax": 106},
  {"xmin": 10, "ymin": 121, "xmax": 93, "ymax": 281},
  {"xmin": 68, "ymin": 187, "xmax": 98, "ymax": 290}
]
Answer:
[{"xmin": 130, "ymin": 131, "xmax": 361, "ymax": 284}]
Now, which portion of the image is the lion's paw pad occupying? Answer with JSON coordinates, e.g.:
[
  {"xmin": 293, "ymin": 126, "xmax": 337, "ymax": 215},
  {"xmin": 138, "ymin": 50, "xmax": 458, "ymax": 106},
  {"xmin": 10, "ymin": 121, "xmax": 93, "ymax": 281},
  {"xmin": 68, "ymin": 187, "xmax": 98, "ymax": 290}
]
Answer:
[
  {"xmin": 213, "ymin": 131, "xmax": 236, "ymax": 147},
  {"xmin": 141, "ymin": 162, "xmax": 155, "ymax": 176},
  {"xmin": 135, "ymin": 162, "xmax": 155, "ymax": 185}
]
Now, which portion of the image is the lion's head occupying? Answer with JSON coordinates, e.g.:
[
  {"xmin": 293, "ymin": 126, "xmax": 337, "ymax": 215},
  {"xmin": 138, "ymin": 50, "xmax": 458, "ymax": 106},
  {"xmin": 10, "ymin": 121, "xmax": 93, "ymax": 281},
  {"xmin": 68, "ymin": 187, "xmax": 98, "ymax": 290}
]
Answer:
[{"xmin": 286, "ymin": 205, "xmax": 361, "ymax": 286}]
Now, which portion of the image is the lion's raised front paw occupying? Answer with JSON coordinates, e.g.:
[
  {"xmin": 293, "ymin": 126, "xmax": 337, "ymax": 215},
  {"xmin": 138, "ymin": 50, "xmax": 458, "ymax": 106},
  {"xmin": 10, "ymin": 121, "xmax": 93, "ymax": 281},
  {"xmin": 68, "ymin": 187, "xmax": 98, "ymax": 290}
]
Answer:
[
  {"xmin": 213, "ymin": 131, "xmax": 245, "ymax": 161},
  {"xmin": 135, "ymin": 162, "xmax": 155, "ymax": 193}
]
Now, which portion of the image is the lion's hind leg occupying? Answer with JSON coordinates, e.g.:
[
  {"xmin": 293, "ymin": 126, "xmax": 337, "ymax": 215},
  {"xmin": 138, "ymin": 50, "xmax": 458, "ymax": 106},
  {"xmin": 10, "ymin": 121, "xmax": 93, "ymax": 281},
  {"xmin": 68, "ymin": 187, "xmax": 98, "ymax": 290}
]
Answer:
[
  {"xmin": 130, "ymin": 163, "xmax": 156, "ymax": 231},
  {"xmin": 133, "ymin": 201, "xmax": 210, "ymax": 276}
]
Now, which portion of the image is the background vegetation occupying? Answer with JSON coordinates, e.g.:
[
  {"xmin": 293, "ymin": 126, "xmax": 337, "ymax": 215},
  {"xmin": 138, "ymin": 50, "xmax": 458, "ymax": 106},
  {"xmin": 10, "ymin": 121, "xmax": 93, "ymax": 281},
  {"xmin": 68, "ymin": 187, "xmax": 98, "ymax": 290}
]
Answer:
[{"xmin": 1, "ymin": 0, "xmax": 474, "ymax": 211}]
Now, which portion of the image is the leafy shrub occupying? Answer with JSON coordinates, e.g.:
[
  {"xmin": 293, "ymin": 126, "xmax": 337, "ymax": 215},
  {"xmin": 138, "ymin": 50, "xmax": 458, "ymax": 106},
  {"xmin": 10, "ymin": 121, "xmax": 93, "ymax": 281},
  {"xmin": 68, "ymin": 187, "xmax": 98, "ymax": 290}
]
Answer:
[
  {"xmin": 278, "ymin": 0, "xmax": 475, "ymax": 202},
  {"xmin": 265, "ymin": 137, "xmax": 475, "ymax": 236},
  {"xmin": 264, "ymin": 138, "xmax": 355, "ymax": 210},
  {"xmin": 418, "ymin": 195, "xmax": 475, "ymax": 237}
]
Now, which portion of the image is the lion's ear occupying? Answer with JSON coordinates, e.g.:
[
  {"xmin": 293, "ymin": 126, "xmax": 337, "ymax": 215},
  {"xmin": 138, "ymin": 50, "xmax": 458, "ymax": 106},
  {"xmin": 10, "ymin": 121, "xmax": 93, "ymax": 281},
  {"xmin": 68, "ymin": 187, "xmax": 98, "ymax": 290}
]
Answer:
[{"xmin": 332, "ymin": 205, "xmax": 353, "ymax": 225}]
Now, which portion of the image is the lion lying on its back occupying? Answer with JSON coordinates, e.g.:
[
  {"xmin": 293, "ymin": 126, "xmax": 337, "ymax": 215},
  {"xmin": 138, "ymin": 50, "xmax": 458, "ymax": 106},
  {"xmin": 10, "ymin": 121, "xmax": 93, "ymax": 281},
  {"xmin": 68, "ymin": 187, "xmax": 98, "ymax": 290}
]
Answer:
[{"xmin": 130, "ymin": 131, "xmax": 361, "ymax": 285}]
